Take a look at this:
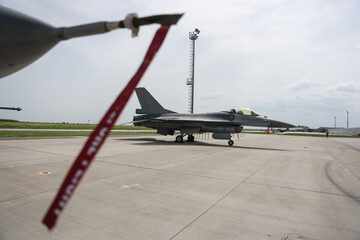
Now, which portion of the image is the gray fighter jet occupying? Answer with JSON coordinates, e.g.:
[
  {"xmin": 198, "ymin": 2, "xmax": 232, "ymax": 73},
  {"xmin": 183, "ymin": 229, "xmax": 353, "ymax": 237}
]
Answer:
[
  {"xmin": 133, "ymin": 88, "xmax": 295, "ymax": 146},
  {"xmin": 0, "ymin": 5, "xmax": 182, "ymax": 78}
]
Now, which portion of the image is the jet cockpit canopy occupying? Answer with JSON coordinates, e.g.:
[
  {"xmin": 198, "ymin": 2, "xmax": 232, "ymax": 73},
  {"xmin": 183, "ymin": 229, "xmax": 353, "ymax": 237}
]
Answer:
[{"xmin": 228, "ymin": 108, "xmax": 261, "ymax": 116}]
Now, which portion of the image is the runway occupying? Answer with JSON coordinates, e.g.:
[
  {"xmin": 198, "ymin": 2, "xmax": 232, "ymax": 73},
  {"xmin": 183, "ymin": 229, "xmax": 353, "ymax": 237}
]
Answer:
[{"xmin": 1, "ymin": 134, "xmax": 360, "ymax": 240}]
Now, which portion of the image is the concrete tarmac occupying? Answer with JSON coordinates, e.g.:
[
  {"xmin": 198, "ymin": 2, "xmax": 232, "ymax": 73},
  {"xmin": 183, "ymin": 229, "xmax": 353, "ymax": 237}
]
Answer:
[{"xmin": 0, "ymin": 134, "xmax": 359, "ymax": 240}]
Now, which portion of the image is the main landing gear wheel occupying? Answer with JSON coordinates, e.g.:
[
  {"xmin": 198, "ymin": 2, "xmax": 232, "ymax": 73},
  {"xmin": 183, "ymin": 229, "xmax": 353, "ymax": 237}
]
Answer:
[
  {"xmin": 228, "ymin": 140, "xmax": 234, "ymax": 146},
  {"xmin": 176, "ymin": 135, "xmax": 183, "ymax": 143},
  {"xmin": 187, "ymin": 135, "xmax": 195, "ymax": 142}
]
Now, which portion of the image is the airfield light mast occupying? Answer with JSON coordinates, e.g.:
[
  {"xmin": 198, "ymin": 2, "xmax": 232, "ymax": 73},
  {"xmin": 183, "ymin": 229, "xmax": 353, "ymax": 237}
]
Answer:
[
  {"xmin": 186, "ymin": 28, "xmax": 200, "ymax": 113},
  {"xmin": 346, "ymin": 110, "xmax": 349, "ymax": 128}
]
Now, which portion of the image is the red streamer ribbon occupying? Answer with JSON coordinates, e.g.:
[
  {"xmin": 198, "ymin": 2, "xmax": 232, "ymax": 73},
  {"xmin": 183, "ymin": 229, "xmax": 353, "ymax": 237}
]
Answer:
[{"xmin": 43, "ymin": 25, "xmax": 170, "ymax": 230}]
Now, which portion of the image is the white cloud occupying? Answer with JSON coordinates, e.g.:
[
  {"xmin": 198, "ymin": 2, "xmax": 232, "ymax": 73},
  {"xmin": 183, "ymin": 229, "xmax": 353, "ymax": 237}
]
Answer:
[
  {"xmin": 327, "ymin": 81, "xmax": 360, "ymax": 93},
  {"xmin": 285, "ymin": 78, "xmax": 320, "ymax": 91},
  {"xmin": 356, "ymin": 42, "xmax": 360, "ymax": 50},
  {"xmin": 1, "ymin": 0, "xmax": 359, "ymax": 128}
]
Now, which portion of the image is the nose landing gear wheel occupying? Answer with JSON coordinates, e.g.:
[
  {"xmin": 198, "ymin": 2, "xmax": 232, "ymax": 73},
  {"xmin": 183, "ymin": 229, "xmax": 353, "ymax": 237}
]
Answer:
[
  {"xmin": 228, "ymin": 140, "xmax": 234, "ymax": 146},
  {"xmin": 176, "ymin": 135, "xmax": 183, "ymax": 143}
]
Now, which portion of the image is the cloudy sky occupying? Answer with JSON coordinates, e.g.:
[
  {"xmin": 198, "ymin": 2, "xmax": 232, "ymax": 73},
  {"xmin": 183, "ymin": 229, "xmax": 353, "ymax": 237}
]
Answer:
[{"xmin": 1, "ymin": 0, "xmax": 359, "ymax": 128}]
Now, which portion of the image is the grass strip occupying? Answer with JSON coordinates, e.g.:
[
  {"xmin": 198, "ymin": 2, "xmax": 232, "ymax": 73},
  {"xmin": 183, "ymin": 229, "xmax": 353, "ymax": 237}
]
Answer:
[
  {"xmin": 281, "ymin": 133, "xmax": 360, "ymax": 138},
  {"xmin": 0, "ymin": 121, "xmax": 150, "ymax": 130},
  {"xmin": 0, "ymin": 131, "xmax": 156, "ymax": 138},
  {"xmin": 243, "ymin": 131, "xmax": 359, "ymax": 138}
]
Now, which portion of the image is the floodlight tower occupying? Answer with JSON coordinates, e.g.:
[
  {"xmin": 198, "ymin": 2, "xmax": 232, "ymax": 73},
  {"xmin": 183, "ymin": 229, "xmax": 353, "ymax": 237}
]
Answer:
[
  {"xmin": 186, "ymin": 28, "xmax": 200, "ymax": 113},
  {"xmin": 346, "ymin": 110, "xmax": 349, "ymax": 128}
]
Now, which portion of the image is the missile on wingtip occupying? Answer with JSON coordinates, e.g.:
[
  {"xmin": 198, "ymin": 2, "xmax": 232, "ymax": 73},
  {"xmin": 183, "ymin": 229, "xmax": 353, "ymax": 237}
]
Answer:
[
  {"xmin": 0, "ymin": 5, "xmax": 183, "ymax": 78},
  {"xmin": 0, "ymin": 107, "xmax": 22, "ymax": 111}
]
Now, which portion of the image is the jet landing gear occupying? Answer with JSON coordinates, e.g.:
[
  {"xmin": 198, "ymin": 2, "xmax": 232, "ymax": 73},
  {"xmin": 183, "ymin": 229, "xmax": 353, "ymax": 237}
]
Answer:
[
  {"xmin": 175, "ymin": 135, "xmax": 183, "ymax": 143},
  {"xmin": 228, "ymin": 140, "xmax": 234, "ymax": 146},
  {"xmin": 175, "ymin": 134, "xmax": 194, "ymax": 143}
]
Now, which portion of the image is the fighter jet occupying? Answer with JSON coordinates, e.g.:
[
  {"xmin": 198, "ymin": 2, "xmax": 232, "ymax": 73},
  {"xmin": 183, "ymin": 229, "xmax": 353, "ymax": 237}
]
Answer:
[
  {"xmin": 133, "ymin": 88, "xmax": 295, "ymax": 146},
  {"xmin": 0, "ymin": 5, "xmax": 182, "ymax": 78}
]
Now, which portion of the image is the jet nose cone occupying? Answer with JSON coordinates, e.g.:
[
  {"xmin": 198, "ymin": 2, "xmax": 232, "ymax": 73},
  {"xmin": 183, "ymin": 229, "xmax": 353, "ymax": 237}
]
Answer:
[{"xmin": 271, "ymin": 120, "xmax": 295, "ymax": 128}]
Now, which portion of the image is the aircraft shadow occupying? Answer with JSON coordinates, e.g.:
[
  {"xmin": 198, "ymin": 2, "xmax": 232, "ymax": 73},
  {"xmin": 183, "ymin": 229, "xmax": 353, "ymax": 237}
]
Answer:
[{"xmin": 116, "ymin": 137, "xmax": 286, "ymax": 151}]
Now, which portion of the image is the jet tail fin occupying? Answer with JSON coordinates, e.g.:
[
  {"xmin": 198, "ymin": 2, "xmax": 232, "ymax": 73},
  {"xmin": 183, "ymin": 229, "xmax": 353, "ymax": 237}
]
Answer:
[{"xmin": 135, "ymin": 87, "xmax": 175, "ymax": 114}]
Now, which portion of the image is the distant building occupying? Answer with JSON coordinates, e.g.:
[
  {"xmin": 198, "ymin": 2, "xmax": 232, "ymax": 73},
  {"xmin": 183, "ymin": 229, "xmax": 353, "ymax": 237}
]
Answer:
[{"xmin": 329, "ymin": 128, "xmax": 360, "ymax": 136}]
